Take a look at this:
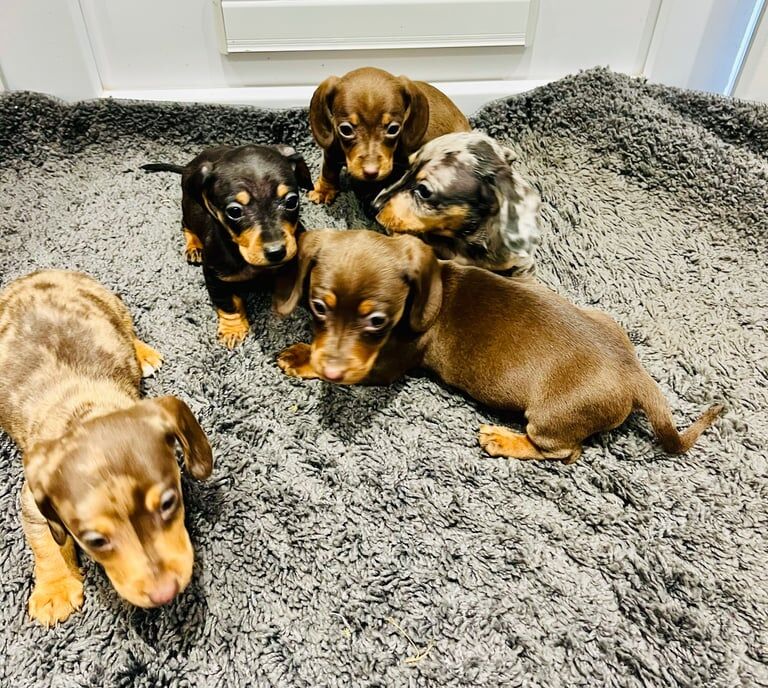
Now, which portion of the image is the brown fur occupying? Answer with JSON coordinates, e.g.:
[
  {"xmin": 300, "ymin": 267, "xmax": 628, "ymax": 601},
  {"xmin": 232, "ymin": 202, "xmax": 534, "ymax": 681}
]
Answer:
[
  {"xmin": 275, "ymin": 230, "xmax": 723, "ymax": 462},
  {"xmin": 0, "ymin": 270, "xmax": 213, "ymax": 625},
  {"xmin": 307, "ymin": 67, "xmax": 470, "ymax": 205}
]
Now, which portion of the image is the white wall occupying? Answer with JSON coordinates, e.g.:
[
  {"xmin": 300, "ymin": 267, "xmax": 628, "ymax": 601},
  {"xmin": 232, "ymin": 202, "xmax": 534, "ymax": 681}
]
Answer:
[
  {"xmin": 645, "ymin": 0, "xmax": 762, "ymax": 95},
  {"xmin": 734, "ymin": 4, "xmax": 768, "ymax": 101},
  {"xmin": 1, "ymin": 0, "xmax": 663, "ymax": 111},
  {"xmin": 0, "ymin": 0, "xmax": 99, "ymax": 101},
  {"xmin": 77, "ymin": 0, "xmax": 660, "ymax": 90},
  {"xmin": 1, "ymin": 0, "xmax": 764, "ymax": 109}
]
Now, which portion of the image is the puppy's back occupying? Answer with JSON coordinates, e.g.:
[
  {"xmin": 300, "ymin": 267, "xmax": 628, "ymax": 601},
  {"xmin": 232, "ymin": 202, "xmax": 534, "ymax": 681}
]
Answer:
[
  {"xmin": 429, "ymin": 264, "xmax": 638, "ymax": 406},
  {"xmin": 416, "ymin": 81, "xmax": 471, "ymax": 139},
  {"xmin": 0, "ymin": 270, "xmax": 141, "ymax": 447}
]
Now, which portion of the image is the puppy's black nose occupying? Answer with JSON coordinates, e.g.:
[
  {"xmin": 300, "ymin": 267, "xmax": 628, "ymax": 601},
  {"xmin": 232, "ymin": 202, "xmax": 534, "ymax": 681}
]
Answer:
[{"xmin": 264, "ymin": 243, "xmax": 287, "ymax": 263}]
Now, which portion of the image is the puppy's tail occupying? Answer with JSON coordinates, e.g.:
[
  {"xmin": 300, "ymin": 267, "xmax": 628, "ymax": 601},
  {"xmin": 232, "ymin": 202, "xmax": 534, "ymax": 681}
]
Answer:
[
  {"xmin": 633, "ymin": 372, "xmax": 723, "ymax": 454},
  {"xmin": 140, "ymin": 162, "xmax": 185, "ymax": 174}
]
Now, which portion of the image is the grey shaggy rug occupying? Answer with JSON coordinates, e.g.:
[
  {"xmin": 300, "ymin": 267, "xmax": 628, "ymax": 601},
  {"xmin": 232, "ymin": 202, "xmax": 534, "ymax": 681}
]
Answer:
[{"xmin": 0, "ymin": 68, "xmax": 766, "ymax": 687}]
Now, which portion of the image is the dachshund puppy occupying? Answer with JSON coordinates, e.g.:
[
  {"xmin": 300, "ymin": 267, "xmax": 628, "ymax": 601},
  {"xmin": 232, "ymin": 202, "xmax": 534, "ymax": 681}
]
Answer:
[
  {"xmin": 0, "ymin": 270, "xmax": 213, "ymax": 626},
  {"xmin": 373, "ymin": 131, "xmax": 542, "ymax": 275},
  {"xmin": 142, "ymin": 144, "xmax": 313, "ymax": 347},
  {"xmin": 275, "ymin": 230, "xmax": 722, "ymax": 463},
  {"xmin": 308, "ymin": 67, "xmax": 470, "ymax": 210}
]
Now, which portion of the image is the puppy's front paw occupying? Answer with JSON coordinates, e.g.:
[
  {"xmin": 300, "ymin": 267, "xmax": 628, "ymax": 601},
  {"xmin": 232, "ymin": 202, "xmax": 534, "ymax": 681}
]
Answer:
[
  {"xmin": 185, "ymin": 247, "xmax": 204, "ymax": 265},
  {"xmin": 183, "ymin": 229, "xmax": 204, "ymax": 265},
  {"xmin": 133, "ymin": 339, "xmax": 164, "ymax": 378},
  {"xmin": 307, "ymin": 183, "xmax": 338, "ymax": 205},
  {"xmin": 217, "ymin": 316, "xmax": 250, "ymax": 349},
  {"xmin": 277, "ymin": 343, "xmax": 319, "ymax": 379},
  {"xmin": 29, "ymin": 577, "xmax": 84, "ymax": 627}
]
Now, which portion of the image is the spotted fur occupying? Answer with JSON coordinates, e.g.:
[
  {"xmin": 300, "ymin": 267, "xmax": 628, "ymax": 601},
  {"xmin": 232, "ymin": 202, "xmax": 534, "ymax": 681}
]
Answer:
[{"xmin": 373, "ymin": 131, "xmax": 542, "ymax": 275}]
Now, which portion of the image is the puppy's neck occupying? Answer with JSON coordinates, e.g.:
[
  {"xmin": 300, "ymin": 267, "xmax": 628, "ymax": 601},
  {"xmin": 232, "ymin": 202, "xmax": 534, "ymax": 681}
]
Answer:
[{"xmin": 25, "ymin": 378, "xmax": 138, "ymax": 449}]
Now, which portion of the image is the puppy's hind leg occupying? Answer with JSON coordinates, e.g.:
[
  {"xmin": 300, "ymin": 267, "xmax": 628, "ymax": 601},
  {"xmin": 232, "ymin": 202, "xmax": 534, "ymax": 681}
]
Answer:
[
  {"xmin": 133, "ymin": 338, "xmax": 164, "ymax": 378},
  {"xmin": 21, "ymin": 485, "xmax": 83, "ymax": 627},
  {"xmin": 479, "ymin": 424, "xmax": 582, "ymax": 464}
]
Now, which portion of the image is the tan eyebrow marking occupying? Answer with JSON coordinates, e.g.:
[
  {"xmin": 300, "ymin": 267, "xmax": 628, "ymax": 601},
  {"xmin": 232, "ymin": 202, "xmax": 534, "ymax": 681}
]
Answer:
[{"xmin": 358, "ymin": 300, "xmax": 374, "ymax": 316}]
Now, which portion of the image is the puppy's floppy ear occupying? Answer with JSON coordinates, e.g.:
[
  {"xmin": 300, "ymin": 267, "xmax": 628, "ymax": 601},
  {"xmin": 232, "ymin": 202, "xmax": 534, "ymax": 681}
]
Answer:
[
  {"xmin": 399, "ymin": 235, "xmax": 443, "ymax": 332},
  {"xmin": 492, "ymin": 167, "xmax": 542, "ymax": 258},
  {"xmin": 273, "ymin": 229, "xmax": 328, "ymax": 316},
  {"xmin": 23, "ymin": 445, "xmax": 69, "ymax": 546},
  {"xmin": 148, "ymin": 396, "xmax": 213, "ymax": 480},
  {"xmin": 185, "ymin": 161, "xmax": 216, "ymax": 206},
  {"xmin": 397, "ymin": 76, "xmax": 430, "ymax": 153},
  {"xmin": 273, "ymin": 144, "xmax": 314, "ymax": 191},
  {"xmin": 309, "ymin": 76, "xmax": 340, "ymax": 149}
]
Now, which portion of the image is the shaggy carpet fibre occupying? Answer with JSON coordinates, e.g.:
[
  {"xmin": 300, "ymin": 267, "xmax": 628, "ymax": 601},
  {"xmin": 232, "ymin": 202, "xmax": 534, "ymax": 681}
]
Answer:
[{"xmin": 0, "ymin": 68, "xmax": 766, "ymax": 687}]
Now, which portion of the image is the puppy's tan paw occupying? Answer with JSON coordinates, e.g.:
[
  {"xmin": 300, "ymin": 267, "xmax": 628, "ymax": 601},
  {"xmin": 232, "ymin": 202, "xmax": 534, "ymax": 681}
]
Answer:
[
  {"xmin": 184, "ymin": 229, "xmax": 204, "ymax": 265},
  {"xmin": 479, "ymin": 425, "xmax": 511, "ymax": 458},
  {"xmin": 185, "ymin": 247, "xmax": 204, "ymax": 265},
  {"xmin": 478, "ymin": 425, "xmax": 542, "ymax": 460},
  {"xmin": 307, "ymin": 185, "xmax": 338, "ymax": 205},
  {"xmin": 216, "ymin": 298, "xmax": 250, "ymax": 349},
  {"xmin": 479, "ymin": 425, "xmax": 579, "ymax": 462},
  {"xmin": 277, "ymin": 343, "xmax": 319, "ymax": 379},
  {"xmin": 29, "ymin": 577, "xmax": 84, "ymax": 627},
  {"xmin": 134, "ymin": 339, "xmax": 164, "ymax": 378},
  {"xmin": 217, "ymin": 319, "xmax": 249, "ymax": 348}
]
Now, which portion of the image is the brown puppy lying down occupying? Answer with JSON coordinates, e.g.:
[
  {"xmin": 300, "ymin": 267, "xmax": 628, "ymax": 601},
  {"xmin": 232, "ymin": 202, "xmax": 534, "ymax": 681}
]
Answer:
[
  {"xmin": 309, "ymin": 67, "xmax": 470, "ymax": 208},
  {"xmin": 275, "ymin": 230, "xmax": 722, "ymax": 462},
  {"xmin": 0, "ymin": 270, "xmax": 213, "ymax": 626}
]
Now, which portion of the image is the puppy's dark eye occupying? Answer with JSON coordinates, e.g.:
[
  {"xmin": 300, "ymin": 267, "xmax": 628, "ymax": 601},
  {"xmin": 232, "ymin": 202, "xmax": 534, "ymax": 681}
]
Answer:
[
  {"xmin": 282, "ymin": 193, "xmax": 299, "ymax": 211},
  {"xmin": 385, "ymin": 122, "xmax": 401, "ymax": 137},
  {"xmin": 414, "ymin": 184, "xmax": 432, "ymax": 200},
  {"xmin": 364, "ymin": 312, "xmax": 388, "ymax": 332},
  {"xmin": 81, "ymin": 531, "xmax": 111, "ymax": 552},
  {"xmin": 159, "ymin": 488, "xmax": 178, "ymax": 520},
  {"xmin": 310, "ymin": 298, "xmax": 328, "ymax": 319},
  {"xmin": 225, "ymin": 202, "xmax": 244, "ymax": 221},
  {"xmin": 338, "ymin": 123, "xmax": 355, "ymax": 139}
]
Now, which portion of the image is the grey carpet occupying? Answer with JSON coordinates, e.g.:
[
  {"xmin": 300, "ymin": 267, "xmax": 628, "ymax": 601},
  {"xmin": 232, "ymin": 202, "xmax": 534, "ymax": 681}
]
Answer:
[{"xmin": 0, "ymin": 68, "xmax": 766, "ymax": 687}]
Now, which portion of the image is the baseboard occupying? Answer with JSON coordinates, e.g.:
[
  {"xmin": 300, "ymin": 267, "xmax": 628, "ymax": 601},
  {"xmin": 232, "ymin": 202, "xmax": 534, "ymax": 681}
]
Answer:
[{"xmin": 103, "ymin": 79, "xmax": 551, "ymax": 116}]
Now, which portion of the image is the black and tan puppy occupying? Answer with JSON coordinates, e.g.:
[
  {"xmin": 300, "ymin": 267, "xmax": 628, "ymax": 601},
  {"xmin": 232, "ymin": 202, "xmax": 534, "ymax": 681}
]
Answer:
[
  {"xmin": 275, "ymin": 230, "xmax": 722, "ymax": 463},
  {"xmin": 308, "ymin": 67, "xmax": 470, "ymax": 209},
  {"xmin": 142, "ymin": 144, "xmax": 313, "ymax": 347},
  {"xmin": 373, "ymin": 131, "xmax": 542, "ymax": 275},
  {"xmin": 0, "ymin": 270, "xmax": 213, "ymax": 626}
]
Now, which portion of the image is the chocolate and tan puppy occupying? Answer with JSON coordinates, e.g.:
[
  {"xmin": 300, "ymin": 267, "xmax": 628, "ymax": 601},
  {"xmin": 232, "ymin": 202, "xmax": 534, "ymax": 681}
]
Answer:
[
  {"xmin": 0, "ymin": 270, "xmax": 213, "ymax": 626},
  {"xmin": 275, "ymin": 230, "xmax": 722, "ymax": 463},
  {"xmin": 308, "ymin": 67, "xmax": 470, "ymax": 210}
]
